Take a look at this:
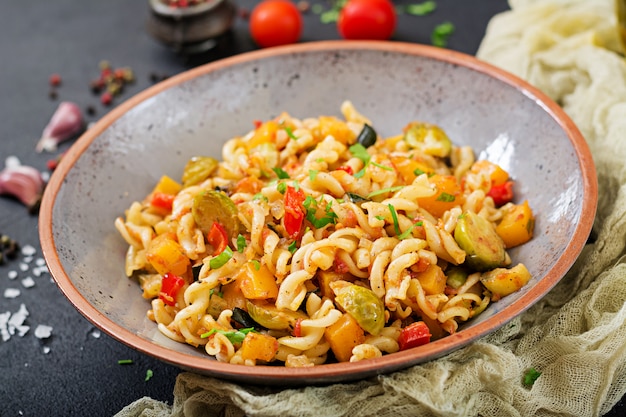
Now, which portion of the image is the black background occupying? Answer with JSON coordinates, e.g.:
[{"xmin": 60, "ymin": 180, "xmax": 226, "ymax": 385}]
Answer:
[{"xmin": 0, "ymin": 1, "xmax": 623, "ymax": 416}]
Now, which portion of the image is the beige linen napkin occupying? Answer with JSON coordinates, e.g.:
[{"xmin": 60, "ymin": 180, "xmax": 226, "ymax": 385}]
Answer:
[{"xmin": 116, "ymin": 1, "xmax": 626, "ymax": 416}]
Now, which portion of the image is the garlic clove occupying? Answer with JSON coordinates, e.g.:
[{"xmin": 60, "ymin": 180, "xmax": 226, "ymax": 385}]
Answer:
[
  {"xmin": 35, "ymin": 101, "xmax": 85, "ymax": 153},
  {"xmin": 0, "ymin": 158, "xmax": 46, "ymax": 213}
]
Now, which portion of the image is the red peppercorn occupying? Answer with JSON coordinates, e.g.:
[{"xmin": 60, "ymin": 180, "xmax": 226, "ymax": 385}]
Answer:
[
  {"xmin": 100, "ymin": 91, "xmax": 113, "ymax": 106},
  {"xmin": 49, "ymin": 73, "xmax": 62, "ymax": 87}
]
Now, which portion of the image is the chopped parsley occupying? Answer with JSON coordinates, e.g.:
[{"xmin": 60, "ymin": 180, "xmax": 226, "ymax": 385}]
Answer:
[
  {"xmin": 303, "ymin": 195, "xmax": 338, "ymax": 228},
  {"xmin": 145, "ymin": 369, "xmax": 154, "ymax": 381},
  {"xmin": 236, "ymin": 234, "xmax": 247, "ymax": 253},
  {"xmin": 388, "ymin": 204, "xmax": 401, "ymax": 236},
  {"xmin": 398, "ymin": 221, "xmax": 423, "ymax": 240},
  {"xmin": 436, "ymin": 192, "xmax": 456, "ymax": 202},
  {"xmin": 272, "ymin": 167, "xmax": 290, "ymax": 179},
  {"xmin": 209, "ymin": 247, "xmax": 233, "ymax": 269},
  {"xmin": 523, "ymin": 367, "xmax": 541, "ymax": 387},
  {"xmin": 250, "ymin": 259, "xmax": 261, "ymax": 271},
  {"xmin": 367, "ymin": 185, "xmax": 405, "ymax": 199},
  {"xmin": 277, "ymin": 181, "xmax": 287, "ymax": 194},
  {"xmin": 309, "ymin": 169, "xmax": 319, "ymax": 181},
  {"xmin": 253, "ymin": 193, "xmax": 268, "ymax": 202},
  {"xmin": 432, "ymin": 21, "xmax": 455, "ymax": 47},
  {"xmin": 200, "ymin": 327, "xmax": 256, "ymax": 344},
  {"xmin": 284, "ymin": 126, "xmax": 298, "ymax": 140},
  {"xmin": 117, "ymin": 359, "xmax": 133, "ymax": 365},
  {"xmin": 288, "ymin": 240, "xmax": 298, "ymax": 254},
  {"xmin": 405, "ymin": 1, "xmax": 436, "ymax": 16}
]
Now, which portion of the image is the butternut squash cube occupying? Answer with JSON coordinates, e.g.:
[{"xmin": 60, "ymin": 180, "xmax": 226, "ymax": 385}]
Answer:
[
  {"xmin": 496, "ymin": 200, "xmax": 535, "ymax": 248},
  {"xmin": 145, "ymin": 233, "xmax": 190, "ymax": 276},
  {"xmin": 325, "ymin": 313, "xmax": 365, "ymax": 362},
  {"xmin": 238, "ymin": 261, "xmax": 279, "ymax": 300},
  {"xmin": 240, "ymin": 332, "xmax": 278, "ymax": 363},
  {"xmin": 416, "ymin": 264, "xmax": 446, "ymax": 295}
]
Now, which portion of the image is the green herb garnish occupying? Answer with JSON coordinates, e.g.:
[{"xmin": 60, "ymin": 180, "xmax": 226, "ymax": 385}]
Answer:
[
  {"xmin": 523, "ymin": 367, "xmax": 541, "ymax": 387},
  {"xmin": 388, "ymin": 204, "xmax": 401, "ymax": 236},
  {"xmin": 145, "ymin": 369, "xmax": 154, "ymax": 381},
  {"xmin": 432, "ymin": 21, "xmax": 455, "ymax": 47},
  {"xmin": 236, "ymin": 234, "xmax": 247, "ymax": 253},
  {"xmin": 436, "ymin": 192, "xmax": 456, "ymax": 202},
  {"xmin": 405, "ymin": 1, "xmax": 436, "ymax": 16},
  {"xmin": 117, "ymin": 359, "xmax": 133, "ymax": 365},
  {"xmin": 272, "ymin": 167, "xmax": 290, "ymax": 179},
  {"xmin": 200, "ymin": 327, "xmax": 256, "ymax": 344},
  {"xmin": 398, "ymin": 221, "xmax": 423, "ymax": 240},
  {"xmin": 284, "ymin": 126, "xmax": 298, "ymax": 140},
  {"xmin": 367, "ymin": 185, "xmax": 405, "ymax": 199},
  {"xmin": 250, "ymin": 259, "xmax": 261, "ymax": 271},
  {"xmin": 277, "ymin": 181, "xmax": 287, "ymax": 194},
  {"xmin": 209, "ymin": 247, "xmax": 233, "ymax": 269},
  {"xmin": 309, "ymin": 169, "xmax": 319, "ymax": 181},
  {"xmin": 288, "ymin": 240, "xmax": 298, "ymax": 254}
]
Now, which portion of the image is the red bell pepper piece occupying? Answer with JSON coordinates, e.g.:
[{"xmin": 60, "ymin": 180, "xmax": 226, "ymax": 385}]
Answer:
[
  {"xmin": 207, "ymin": 222, "xmax": 228, "ymax": 256},
  {"xmin": 158, "ymin": 273, "xmax": 185, "ymax": 306},
  {"xmin": 293, "ymin": 318, "xmax": 303, "ymax": 337},
  {"xmin": 284, "ymin": 186, "xmax": 306, "ymax": 238},
  {"xmin": 398, "ymin": 321, "xmax": 432, "ymax": 350},
  {"xmin": 150, "ymin": 192, "xmax": 175, "ymax": 211},
  {"xmin": 336, "ymin": 165, "xmax": 354, "ymax": 175},
  {"xmin": 487, "ymin": 181, "xmax": 514, "ymax": 206}
]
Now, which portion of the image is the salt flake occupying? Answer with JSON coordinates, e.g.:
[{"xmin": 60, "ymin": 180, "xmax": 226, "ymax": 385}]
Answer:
[
  {"xmin": 34, "ymin": 324, "xmax": 53, "ymax": 339},
  {"xmin": 4, "ymin": 288, "xmax": 21, "ymax": 299},
  {"xmin": 21, "ymin": 245, "xmax": 37, "ymax": 257},
  {"xmin": 8, "ymin": 270, "xmax": 18, "ymax": 280},
  {"xmin": 21, "ymin": 277, "xmax": 35, "ymax": 288}
]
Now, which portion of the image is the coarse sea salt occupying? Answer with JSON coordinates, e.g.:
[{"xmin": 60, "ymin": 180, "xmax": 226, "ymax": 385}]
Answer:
[
  {"xmin": 8, "ymin": 270, "xmax": 18, "ymax": 280},
  {"xmin": 4, "ymin": 288, "xmax": 20, "ymax": 298},
  {"xmin": 21, "ymin": 277, "xmax": 35, "ymax": 288},
  {"xmin": 6, "ymin": 304, "xmax": 29, "ymax": 338},
  {"xmin": 21, "ymin": 245, "xmax": 37, "ymax": 257},
  {"xmin": 34, "ymin": 324, "xmax": 53, "ymax": 339}
]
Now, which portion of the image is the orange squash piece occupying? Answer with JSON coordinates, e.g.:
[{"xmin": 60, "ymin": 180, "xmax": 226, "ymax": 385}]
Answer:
[
  {"xmin": 496, "ymin": 200, "xmax": 535, "ymax": 248},
  {"xmin": 325, "ymin": 313, "xmax": 365, "ymax": 362}
]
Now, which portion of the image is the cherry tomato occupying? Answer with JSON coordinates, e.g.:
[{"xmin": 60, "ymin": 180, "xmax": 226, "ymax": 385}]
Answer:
[
  {"xmin": 338, "ymin": 0, "xmax": 397, "ymax": 40},
  {"xmin": 249, "ymin": 0, "xmax": 303, "ymax": 48}
]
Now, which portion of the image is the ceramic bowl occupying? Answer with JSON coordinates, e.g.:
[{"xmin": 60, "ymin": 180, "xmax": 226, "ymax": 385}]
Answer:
[{"xmin": 39, "ymin": 41, "xmax": 597, "ymax": 385}]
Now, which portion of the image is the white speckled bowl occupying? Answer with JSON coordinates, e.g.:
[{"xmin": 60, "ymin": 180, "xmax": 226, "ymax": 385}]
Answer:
[{"xmin": 39, "ymin": 41, "xmax": 597, "ymax": 385}]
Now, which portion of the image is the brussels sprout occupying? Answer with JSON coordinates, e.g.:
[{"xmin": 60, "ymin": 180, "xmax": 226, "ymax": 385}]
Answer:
[
  {"xmin": 246, "ymin": 300, "xmax": 307, "ymax": 331},
  {"xmin": 182, "ymin": 156, "xmax": 218, "ymax": 187},
  {"xmin": 191, "ymin": 190, "xmax": 241, "ymax": 238},
  {"xmin": 333, "ymin": 283, "xmax": 385, "ymax": 336},
  {"xmin": 454, "ymin": 211, "xmax": 507, "ymax": 271},
  {"xmin": 403, "ymin": 122, "xmax": 452, "ymax": 158}
]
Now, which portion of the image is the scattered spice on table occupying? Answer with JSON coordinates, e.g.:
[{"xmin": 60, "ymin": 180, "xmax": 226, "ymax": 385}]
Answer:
[{"xmin": 90, "ymin": 60, "xmax": 135, "ymax": 107}]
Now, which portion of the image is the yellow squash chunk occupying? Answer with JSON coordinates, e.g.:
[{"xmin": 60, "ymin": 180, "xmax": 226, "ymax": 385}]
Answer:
[
  {"xmin": 324, "ymin": 313, "xmax": 365, "ymax": 362},
  {"xmin": 389, "ymin": 156, "xmax": 433, "ymax": 184},
  {"xmin": 145, "ymin": 233, "xmax": 190, "ymax": 276},
  {"xmin": 470, "ymin": 160, "xmax": 509, "ymax": 186},
  {"xmin": 417, "ymin": 174, "xmax": 465, "ymax": 218},
  {"xmin": 314, "ymin": 116, "xmax": 355, "ymax": 145},
  {"xmin": 240, "ymin": 332, "xmax": 278, "ymax": 363},
  {"xmin": 247, "ymin": 120, "xmax": 279, "ymax": 149},
  {"xmin": 496, "ymin": 200, "xmax": 535, "ymax": 248},
  {"xmin": 416, "ymin": 264, "xmax": 447, "ymax": 295},
  {"xmin": 480, "ymin": 263, "xmax": 531, "ymax": 299},
  {"xmin": 151, "ymin": 175, "xmax": 182, "ymax": 196},
  {"xmin": 237, "ymin": 261, "xmax": 279, "ymax": 300},
  {"xmin": 220, "ymin": 280, "xmax": 247, "ymax": 311}
]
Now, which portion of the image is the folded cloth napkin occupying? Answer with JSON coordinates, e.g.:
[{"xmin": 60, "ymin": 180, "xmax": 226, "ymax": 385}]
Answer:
[{"xmin": 116, "ymin": 1, "xmax": 626, "ymax": 416}]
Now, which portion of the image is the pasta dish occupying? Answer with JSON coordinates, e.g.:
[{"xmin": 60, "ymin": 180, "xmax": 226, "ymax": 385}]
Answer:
[{"xmin": 115, "ymin": 101, "xmax": 535, "ymax": 366}]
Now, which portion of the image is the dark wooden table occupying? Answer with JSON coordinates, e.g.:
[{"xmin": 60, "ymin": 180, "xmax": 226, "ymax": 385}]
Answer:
[{"xmin": 0, "ymin": 1, "xmax": 623, "ymax": 415}]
